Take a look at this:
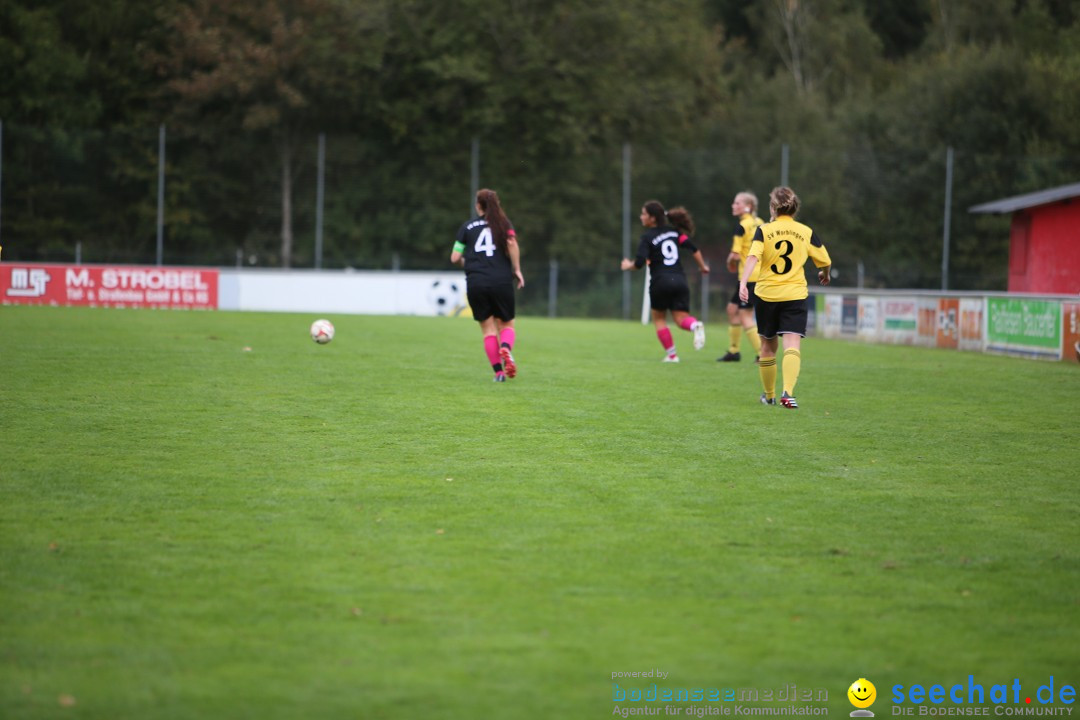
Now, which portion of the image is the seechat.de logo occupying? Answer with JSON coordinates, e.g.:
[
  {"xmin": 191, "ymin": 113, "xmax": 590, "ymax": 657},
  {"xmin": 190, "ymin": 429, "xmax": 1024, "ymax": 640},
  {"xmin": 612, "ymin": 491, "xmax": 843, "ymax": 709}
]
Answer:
[
  {"xmin": 849, "ymin": 678, "xmax": 878, "ymax": 717},
  {"xmin": 891, "ymin": 676, "xmax": 1076, "ymax": 715}
]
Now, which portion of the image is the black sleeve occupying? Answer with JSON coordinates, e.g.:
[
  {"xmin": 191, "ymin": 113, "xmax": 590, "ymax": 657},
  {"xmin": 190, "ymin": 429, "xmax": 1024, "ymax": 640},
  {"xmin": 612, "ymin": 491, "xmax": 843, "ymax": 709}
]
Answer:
[
  {"xmin": 634, "ymin": 235, "xmax": 650, "ymax": 268},
  {"xmin": 732, "ymin": 223, "xmax": 744, "ymax": 237},
  {"xmin": 679, "ymin": 235, "xmax": 698, "ymax": 253},
  {"xmin": 752, "ymin": 227, "xmax": 764, "ymax": 243},
  {"xmin": 809, "ymin": 230, "xmax": 824, "ymax": 247}
]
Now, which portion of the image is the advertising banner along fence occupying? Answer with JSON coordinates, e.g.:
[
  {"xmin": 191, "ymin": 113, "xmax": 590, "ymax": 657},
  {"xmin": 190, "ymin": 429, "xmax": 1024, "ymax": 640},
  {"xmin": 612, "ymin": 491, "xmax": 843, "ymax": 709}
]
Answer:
[
  {"xmin": 985, "ymin": 297, "xmax": 1060, "ymax": 359},
  {"xmin": 1, "ymin": 263, "xmax": 219, "ymax": 310}
]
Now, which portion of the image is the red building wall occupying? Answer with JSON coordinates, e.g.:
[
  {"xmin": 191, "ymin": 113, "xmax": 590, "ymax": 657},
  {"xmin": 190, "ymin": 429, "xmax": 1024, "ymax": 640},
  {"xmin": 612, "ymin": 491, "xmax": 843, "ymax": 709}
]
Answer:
[{"xmin": 1008, "ymin": 201, "xmax": 1080, "ymax": 294}]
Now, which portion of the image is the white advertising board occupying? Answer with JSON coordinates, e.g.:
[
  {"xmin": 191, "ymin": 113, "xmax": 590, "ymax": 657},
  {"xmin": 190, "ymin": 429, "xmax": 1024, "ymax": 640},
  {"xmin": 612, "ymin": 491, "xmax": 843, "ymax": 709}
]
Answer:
[{"xmin": 219, "ymin": 269, "xmax": 469, "ymax": 317}]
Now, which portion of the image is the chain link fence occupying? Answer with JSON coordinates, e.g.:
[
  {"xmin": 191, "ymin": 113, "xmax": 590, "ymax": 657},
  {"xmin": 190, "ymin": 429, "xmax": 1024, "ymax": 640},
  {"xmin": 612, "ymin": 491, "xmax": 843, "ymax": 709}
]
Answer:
[{"xmin": 3, "ymin": 121, "xmax": 1078, "ymax": 317}]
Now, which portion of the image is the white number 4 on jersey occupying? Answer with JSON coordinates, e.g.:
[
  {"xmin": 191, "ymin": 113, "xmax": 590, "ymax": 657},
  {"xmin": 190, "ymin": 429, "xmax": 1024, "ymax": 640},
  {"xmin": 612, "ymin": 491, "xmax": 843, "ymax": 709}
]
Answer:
[{"xmin": 475, "ymin": 229, "xmax": 496, "ymax": 257}]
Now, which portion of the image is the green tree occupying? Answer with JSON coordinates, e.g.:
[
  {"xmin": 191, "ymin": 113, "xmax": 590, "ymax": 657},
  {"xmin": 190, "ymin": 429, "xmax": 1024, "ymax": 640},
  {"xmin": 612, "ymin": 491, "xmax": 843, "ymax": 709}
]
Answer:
[
  {"xmin": 308, "ymin": 0, "xmax": 726, "ymax": 269},
  {"xmin": 0, "ymin": 0, "xmax": 170, "ymax": 262},
  {"xmin": 149, "ymin": 0, "xmax": 388, "ymax": 267},
  {"xmin": 861, "ymin": 0, "xmax": 932, "ymax": 59},
  {"xmin": 842, "ymin": 43, "xmax": 1059, "ymax": 288},
  {"xmin": 740, "ymin": 0, "xmax": 882, "ymax": 101},
  {"xmin": 0, "ymin": 3, "xmax": 99, "ymax": 125},
  {"xmin": 925, "ymin": 0, "xmax": 1014, "ymax": 53}
]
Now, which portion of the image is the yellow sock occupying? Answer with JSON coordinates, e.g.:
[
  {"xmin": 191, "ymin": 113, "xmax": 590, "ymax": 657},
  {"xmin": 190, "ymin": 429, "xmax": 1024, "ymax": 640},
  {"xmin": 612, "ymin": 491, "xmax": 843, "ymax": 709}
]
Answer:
[
  {"xmin": 782, "ymin": 348, "xmax": 802, "ymax": 395},
  {"xmin": 729, "ymin": 325, "xmax": 742, "ymax": 354},
  {"xmin": 747, "ymin": 326, "xmax": 762, "ymax": 354},
  {"xmin": 758, "ymin": 357, "xmax": 777, "ymax": 399}
]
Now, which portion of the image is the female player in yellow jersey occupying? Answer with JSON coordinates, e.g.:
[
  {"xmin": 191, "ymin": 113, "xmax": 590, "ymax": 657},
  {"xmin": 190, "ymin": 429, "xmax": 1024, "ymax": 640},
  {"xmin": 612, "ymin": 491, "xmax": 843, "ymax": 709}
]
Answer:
[
  {"xmin": 719, "ymin": 191, "xmax": 764, "ymax": 362},
  {"xmin": 739, "ymin": 187, "xmax": 831, "ymax": 408}
]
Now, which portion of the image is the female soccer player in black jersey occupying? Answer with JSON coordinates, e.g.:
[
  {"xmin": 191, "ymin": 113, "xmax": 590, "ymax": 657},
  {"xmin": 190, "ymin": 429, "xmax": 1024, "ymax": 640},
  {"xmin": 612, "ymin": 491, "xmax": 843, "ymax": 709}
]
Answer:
[
  {"xmin": 451, "ymin": 189, "xmax": 525, "ymax": 382},
  {"xmin": 620, "ymin": 201, "xmax": 710, "ymax": 362}
]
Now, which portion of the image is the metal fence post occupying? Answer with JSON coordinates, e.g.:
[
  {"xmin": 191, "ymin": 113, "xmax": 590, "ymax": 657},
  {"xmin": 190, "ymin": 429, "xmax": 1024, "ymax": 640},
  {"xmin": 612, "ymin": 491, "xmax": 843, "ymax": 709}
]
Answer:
[
  {"xmin": 0, "ymin": 119, "xmax": 4, "ymax": 250},
  {"xmin": 315, "ymin": 133, "xmax": 325, "ymax": 269},
  {"xmin": 156, "ymin": 124, "xmax": 165, "ymax": 266},
  {"xmin": 700, "ymin": 270, "xmax": 709, "ymax": 324},
  {"xmin": 942, "ymin": 146, "xmax": 954, "ymax": 291},
  {"xmin": 780, "ymin": 143, "xmax": 790, "ymax": 187},
  {"xmin": 622, "ymin": 142, "xmax": 631, "ymax": 319},
  {"xmin": 470, "ymin": 137, "xmax": 479, "ymax": 213},
  {"xmin": 548, "ymin": 259, "xmax": 558, "ymax": 318}
]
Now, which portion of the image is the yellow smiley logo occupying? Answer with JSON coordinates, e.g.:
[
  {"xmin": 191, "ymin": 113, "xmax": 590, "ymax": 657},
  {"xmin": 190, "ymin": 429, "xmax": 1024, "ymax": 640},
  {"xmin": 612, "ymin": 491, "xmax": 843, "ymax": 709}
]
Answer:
[{"xmin": 848, "ymin": 678, "xmax": 877, "ymax": 709}]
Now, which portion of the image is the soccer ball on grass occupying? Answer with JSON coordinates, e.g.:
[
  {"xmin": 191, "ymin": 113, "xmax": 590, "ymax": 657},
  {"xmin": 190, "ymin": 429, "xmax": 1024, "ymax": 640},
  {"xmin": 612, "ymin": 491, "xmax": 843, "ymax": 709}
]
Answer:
[{"xmin": 310, "ymin": 319, "xmax": 335, "ymax": 344}]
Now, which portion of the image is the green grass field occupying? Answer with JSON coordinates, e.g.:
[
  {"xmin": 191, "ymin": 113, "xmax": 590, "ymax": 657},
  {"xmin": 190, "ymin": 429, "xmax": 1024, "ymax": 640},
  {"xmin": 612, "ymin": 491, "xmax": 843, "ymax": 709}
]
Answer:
[{"xmin": 2, "ymin": 306, "xmax": 1077, "ymax": 719}]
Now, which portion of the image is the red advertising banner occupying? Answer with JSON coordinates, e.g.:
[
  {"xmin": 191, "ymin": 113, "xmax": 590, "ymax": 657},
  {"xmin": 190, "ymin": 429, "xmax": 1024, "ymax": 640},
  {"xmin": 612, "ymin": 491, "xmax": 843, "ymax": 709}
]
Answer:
[
  {"xmin": 1063, "ymin": 302, "xmax": 1080, "ymax": 364},
  {"xmin": 1, "ymin": 263, "xmax": 218, "ymax": 310},
  {"xmin": 916, "ymin": 299, "xmax": 936, "ymax": 343},
  {"xmin": 936, "ymin": 298, "xmax": 959, "ymax": 349}
]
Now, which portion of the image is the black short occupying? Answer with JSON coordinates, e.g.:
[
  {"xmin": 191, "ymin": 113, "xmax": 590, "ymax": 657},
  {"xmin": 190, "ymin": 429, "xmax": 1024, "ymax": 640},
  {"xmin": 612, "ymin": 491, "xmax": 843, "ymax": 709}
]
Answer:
[
  {"xmin": 754, "ymin": 298, "xmax": 808, "ymax": 338},
  {"xmin": 467, "ymin": 282, "xmax": 515, "ymax": 322},
  {"xmin": 729, "ymin": 282, "xmax": 756, "ymax": 310},
  {"xmin": 649, "ymin": 273, "xmax": 690, "ymax": 312}
]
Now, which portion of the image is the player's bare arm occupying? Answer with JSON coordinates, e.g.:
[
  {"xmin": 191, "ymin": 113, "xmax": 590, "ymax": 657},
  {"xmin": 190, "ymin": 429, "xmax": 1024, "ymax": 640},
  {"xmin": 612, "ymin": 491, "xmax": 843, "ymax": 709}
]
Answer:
[
  {"xmin": 726, "ymin": 251, "xmax": 740, "ymax": 273},
  {"xmin": 739, "ymin": 256, "xmax": 759, "ymax": 303},
  {"xmin": 694, "ymin": 250, "xmax": 710, "ymax": 274},
  {"xmin": 507, "ymin": 238, "xmax": 524, "ymax": 288}
]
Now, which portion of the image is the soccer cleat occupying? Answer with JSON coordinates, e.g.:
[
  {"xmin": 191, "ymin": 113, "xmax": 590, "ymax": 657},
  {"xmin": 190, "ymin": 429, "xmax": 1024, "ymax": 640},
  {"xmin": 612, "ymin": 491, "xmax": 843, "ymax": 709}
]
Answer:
[
  {"xmin": 717, "ymin": 351, "xmax": 741, "ymax": 362},
  {"xmin": 662, "ymin": 355, "xmax": 680, "ymax": 363},
  {"xmin": 493, "ymin": 372, "xmax": 507, "ymax": 382},
  {"xmin": 499, "ymin": 347, "xmax": 517, "ymax": 378},
  {"xmin": 760, "ymin": 393, "xmax": 776, "ymax": 406},
  {"xmin": 780, "ymin": 391, "xmax": 798, "ymax": 409},
  {"xmin": 692, "ymin": 321, "xmax": 706, "ymax": 350}
]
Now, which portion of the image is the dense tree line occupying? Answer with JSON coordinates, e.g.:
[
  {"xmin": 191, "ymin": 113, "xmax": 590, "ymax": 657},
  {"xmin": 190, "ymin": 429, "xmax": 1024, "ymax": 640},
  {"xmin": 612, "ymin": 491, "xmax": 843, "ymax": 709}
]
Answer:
[{"xmin": 2, "ymin": 0, "xmax": 1078, "ymax": 290}]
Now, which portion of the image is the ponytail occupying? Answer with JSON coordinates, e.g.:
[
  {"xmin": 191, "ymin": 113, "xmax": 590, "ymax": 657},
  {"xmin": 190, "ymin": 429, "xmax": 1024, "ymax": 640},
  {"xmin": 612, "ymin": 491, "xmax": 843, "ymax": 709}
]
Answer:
[
  {"xmin": 644, "ymin": 200, "xmax": 695, "ymax": 236},
  {"xmin": 477, "ymin": 188, "xmax": 512, "ymax": 254},
  {"xmin": 666, "ymin": 206, "xmax": 695, "ymax": 236}
]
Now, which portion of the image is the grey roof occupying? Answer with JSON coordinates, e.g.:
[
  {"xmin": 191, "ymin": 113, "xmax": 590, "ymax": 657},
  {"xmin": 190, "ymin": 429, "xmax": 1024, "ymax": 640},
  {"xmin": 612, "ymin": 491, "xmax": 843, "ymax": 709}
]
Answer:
[{"xmin": 969, "ymin": 181, "xmax": 1080, "ymax": 214}]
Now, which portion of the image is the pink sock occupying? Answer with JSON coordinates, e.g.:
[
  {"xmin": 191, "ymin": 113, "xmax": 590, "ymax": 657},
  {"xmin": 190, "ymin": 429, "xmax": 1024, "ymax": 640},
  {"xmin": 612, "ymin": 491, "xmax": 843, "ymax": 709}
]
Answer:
[
  {"xmin": 499, "ymin": 327, "xmax": 515, "ymax": 349},
  {"xmin": 678, "ymin": 316, "xmax": 697, "ymax": 331},
  {"xmin": 483, "ymin": 335, "xmax": 501, "ymax": 369},
  {"xmin": 657, "ymin": 327, "xmax": 675, "ymax": 353}
]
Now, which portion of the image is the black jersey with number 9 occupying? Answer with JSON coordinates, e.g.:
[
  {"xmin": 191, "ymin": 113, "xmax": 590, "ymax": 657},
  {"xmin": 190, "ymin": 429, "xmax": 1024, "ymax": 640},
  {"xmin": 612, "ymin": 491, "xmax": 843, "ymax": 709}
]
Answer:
[{"xmin": 634, "ymin": 226, "xmax": 698, "ymax": 276}]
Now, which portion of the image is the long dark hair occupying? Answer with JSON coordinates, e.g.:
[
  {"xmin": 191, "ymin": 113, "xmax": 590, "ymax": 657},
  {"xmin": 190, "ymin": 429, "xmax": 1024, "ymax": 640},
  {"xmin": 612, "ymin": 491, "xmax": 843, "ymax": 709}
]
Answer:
[
  {"xmin": 476, "ymin": 188, "xmax": 511, "ymax": 254},
  {"xmin": 643, "ymin": 200, "xmax": 695, "ymax": 236},
  {"xmin": 643, "ymin": 200, "xmax": 667, "ymax": 228},
  {"xmin": 666, "ymin": 206, "xmax": 695, "ymax": 236}
]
